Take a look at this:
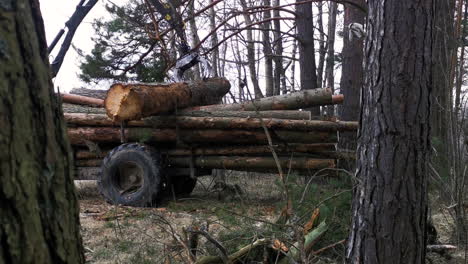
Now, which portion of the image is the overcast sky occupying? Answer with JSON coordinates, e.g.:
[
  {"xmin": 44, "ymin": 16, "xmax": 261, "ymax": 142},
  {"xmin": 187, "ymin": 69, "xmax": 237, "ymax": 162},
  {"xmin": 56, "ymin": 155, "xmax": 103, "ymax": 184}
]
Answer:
[{"xmin": 39, "ymin": 0, "xmax": 109, "ymax": 92}]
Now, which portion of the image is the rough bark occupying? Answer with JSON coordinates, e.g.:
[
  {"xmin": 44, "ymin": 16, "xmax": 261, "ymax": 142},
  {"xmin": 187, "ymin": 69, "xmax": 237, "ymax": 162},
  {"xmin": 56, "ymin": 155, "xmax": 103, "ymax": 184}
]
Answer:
[
  {"xmin": 69, "ymin": 87, "xmax": 107, "ymax": 99},
  {"xmin": 65, "ymin": 113, "xmax": 357, "ymax": 131},
  {"xmin": 346, "ymin": 0, "xmax": 433, "ymax": 263},
  {"xmin": 59, "ymin": 93, "xmax": 104, "ymax": 107},
  {"xmin": 104, "ymin": 77, "xmax": 230, "ymax": 121},
  {"xmin": 272, "ymin": 0, "xmax": 284, "ymax": 95},
  {"xmin": 67, "ymin": 127, "xmax": 338, "ymax": 145},
  {"xmin": 0, "ymin": 1, "xmax": 84, "ymax": 263},
  {"xmin": 184, "ymin": 88, "xmax": 342, "ymax": 111},
  {"xmin": 296, "ymin": 0, "xmax": 319, "ymax": 115},
  {"xmin": 338, "ymin": 0, "xmax": 365, "ymax": 171}
]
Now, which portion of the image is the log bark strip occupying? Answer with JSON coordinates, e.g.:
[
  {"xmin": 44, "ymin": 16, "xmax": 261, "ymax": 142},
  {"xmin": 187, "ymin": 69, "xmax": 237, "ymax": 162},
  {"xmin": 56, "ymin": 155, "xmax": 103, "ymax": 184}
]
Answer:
[
  {"xmin": 59, "ymin": 93, "xmax": 104, "ymax": 107},
  {"xmin": 105, "ymin": 77, "xmax": 231, "ymax": 121},
  {"xmin": 65, "ymin": 113, "xmax": 358, "ymax": 132},
  {"xmin": 75, "ymin": 156, "xmax": 336, "ymax": 170},
  {"xmin": 183, "ymin": 88, "xmax": 342, "ymax": 111},
  {"xmin": 67, "ymin": 127, "xmax": 338, "ymax": 145}
]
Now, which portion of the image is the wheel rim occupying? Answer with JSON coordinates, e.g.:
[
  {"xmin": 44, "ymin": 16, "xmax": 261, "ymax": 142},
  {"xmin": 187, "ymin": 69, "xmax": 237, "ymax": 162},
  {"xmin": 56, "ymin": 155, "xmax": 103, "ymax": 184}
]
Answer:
[{"xmin": 114, "ymin": 161, "xmax": 144, "ymax": 196}]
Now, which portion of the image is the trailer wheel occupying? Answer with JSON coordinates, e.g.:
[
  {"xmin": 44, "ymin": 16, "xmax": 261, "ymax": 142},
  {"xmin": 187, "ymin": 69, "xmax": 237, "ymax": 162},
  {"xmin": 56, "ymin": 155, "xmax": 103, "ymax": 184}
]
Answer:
[
  {"xmin": 99, "ymin": 143, "xmax": 162, "ymax": 207},
  {"xmin": 170, "ymin": 176, "xmax": 197, "ymax": 196}
]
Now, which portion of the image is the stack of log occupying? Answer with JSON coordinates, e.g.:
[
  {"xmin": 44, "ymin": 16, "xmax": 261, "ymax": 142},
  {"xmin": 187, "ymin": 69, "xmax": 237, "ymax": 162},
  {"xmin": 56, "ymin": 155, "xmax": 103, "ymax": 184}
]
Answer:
[{"xmin": 64, "ymin": 78, "xmax": 357, "ymax": 178}]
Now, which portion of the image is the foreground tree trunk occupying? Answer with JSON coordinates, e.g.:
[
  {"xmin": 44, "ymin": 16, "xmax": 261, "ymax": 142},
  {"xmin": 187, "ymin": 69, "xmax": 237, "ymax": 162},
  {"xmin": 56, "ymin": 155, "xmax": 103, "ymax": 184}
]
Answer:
[
  {"xmin": 0, "ymin": 1, "xmax": 84, "ymax": 263},
  {"xmin": 346, "ymin": 0, "xmax": 433, "ymax": 263}
]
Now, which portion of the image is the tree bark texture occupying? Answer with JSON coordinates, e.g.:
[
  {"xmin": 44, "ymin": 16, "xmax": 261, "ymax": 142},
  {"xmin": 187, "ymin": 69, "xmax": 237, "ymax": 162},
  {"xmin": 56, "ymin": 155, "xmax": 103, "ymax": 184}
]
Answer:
[
  {"xmin": 185, "ymin": 88, "xmax": 342, "ymax": 112},
  {"xmin": 64, "ymin": 113, "xmax": 358, "ymax": 132},
  {"xmin": 104, "ymin": 77, "xmax": 230, "ymax": 121},
  {"xmin": 0, "ymin": 1, "xmax": 84, "ymax": 263},
  {"xmin": 67, "ymin": 127, "xmax": 337, "ymax": 146},
  {"xmin": 337, "ymin": 0, "xmax": 365, "ymax": 169},
  {"xmin": 262, "ymin": 0, "xmax": 274, "ymax": 97},
  {"xmin": 296, "ymin": 0, "xmax": 319, "ymax": 115},
  {"xmin": 346, "ymin": 1, "xmax": 433, "ymax": 263}
]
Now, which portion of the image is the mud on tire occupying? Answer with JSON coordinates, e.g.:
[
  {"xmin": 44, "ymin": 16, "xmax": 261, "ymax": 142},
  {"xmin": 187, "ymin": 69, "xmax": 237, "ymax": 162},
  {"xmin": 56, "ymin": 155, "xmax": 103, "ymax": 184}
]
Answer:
[{"xmin": 98, "ymin": 143, "xmax": 163, "ymax": 207}]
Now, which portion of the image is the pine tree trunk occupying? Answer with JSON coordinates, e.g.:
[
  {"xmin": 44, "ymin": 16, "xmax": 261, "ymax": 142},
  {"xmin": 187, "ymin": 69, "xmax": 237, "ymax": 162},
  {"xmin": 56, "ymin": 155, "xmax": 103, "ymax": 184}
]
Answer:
[
  {"xmin": 296, "ymin": 0, "xmax": 319, "ymax": 115},
  {"xmin": 262, "ymin": 0, "xmax": 274, "ymax": 97},
  {"xmin": 0, "ymin": 1, "xmax": 84, "ymax": 263},
  {"xmin": 272, "ymin": 0, "xmax": 284, "ymax": 95},
  {"xmin": 324, "ymin": 2, "xmax": 337, "ymax": 116},
  {"xmin": 345, "ymin": 0, "xmax": 433, "ymax": 263},
  {"xmin": 337, "ymin": 0, "xmax": 365, "ymax": 170}
]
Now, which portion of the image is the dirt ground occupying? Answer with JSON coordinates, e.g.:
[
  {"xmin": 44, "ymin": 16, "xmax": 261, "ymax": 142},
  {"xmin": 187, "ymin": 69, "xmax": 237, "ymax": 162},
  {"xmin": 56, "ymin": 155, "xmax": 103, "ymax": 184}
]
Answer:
[{"xmin": 78, "ymin": 173, "xmax": 467, "ymax": 264}]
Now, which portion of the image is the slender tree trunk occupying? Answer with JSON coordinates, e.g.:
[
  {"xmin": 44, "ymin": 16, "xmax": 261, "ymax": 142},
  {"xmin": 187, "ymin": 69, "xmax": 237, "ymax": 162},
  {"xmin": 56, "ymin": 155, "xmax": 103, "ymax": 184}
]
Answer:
[
  {"xmin": 346, "ymin": 0, "xmax": 433, "ymax": 263},
  {"xmin": 0, "ymin": 0, "xmax": 84, "ymax": 263},
  {"xmin": 324, "ymin": 2, "xmax": 337, "ymax": 116},
  {"xmin": 187, "ymin": 0, "xmax": 201, "ymax": 80},
  {"xmin": 337, "ymin": 0, "xmax": 365, "ymax": 171},
  {"xmin": 432, "ymin": 0, "xmax": 455, "ymax": 145},
  {"xmin": 239, "ymin": 0, "xmax": 263, "ymax": 98},
  {"xmin": 263, "ymin": 0, "xmax": 274, "ymax": 97},
  {"xmin": 316, "ymin": 2, "xmax": 326, "ymax": 88},
  {"xmin": 209, "ymin": 0, "xmax": 219, "ymax": 77},
  {"xmin": 272, "ymin": 0, "xmax": 284, "ymax": 95},
  {"xmin": 296, "ymin": 0, "xmax": 319, "ymax": 115}
]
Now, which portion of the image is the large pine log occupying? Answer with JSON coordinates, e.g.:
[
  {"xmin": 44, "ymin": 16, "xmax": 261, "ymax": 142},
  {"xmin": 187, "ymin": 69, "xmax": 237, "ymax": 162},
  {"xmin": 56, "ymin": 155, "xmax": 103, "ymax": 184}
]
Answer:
[
  {"xmin": 105, "ymin": 77, "xmax": 231, "ymax": 121},
  {"xmin": 74, "ymin": 143, "xmax": 337, "ymax": 159},
  {"xmin": 75, "ymin": 156, "xmax": 336, "ymax": 170},
  {"xmin": 182, "ymin": 88, "xmax": 343, "ymax": 112},
  {"xmin": 64, "ymin": 113, "xmax": 358, "ymax": 132},
  {"xmin": 67, "ymin": 127, "xmax": 337, "ymax": 145},
  {"xmin": 59, "ymin": 93, "xmax": 104, "ymax": 107}
]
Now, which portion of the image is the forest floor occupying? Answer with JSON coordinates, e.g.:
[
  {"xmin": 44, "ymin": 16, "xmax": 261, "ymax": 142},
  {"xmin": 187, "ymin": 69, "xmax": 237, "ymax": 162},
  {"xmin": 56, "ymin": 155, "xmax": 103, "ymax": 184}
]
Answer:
[{"xmin": 77, "ymin": 173, "xmax": 467, "ymax": 264}]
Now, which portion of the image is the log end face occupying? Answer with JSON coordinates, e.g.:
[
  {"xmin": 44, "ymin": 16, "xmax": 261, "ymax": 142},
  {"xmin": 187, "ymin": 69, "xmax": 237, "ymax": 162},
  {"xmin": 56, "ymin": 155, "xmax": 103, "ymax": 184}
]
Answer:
[{"xmin": 105, "ymin": 84, "xmax": 142, "ymax": 122}]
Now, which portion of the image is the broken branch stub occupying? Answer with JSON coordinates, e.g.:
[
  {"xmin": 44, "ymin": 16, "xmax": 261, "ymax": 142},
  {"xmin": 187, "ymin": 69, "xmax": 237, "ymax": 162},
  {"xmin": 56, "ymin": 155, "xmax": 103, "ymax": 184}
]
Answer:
[{"xmin": 105, "ymin": 77, "xmax": 231, "ymax": 121}]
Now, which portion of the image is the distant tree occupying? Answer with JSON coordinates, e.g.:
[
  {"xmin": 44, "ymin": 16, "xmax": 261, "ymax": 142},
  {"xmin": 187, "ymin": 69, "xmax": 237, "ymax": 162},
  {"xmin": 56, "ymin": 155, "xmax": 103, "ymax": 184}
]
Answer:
[
  {"xmin": 338, "ymin": 0, "xmax": 365, "ymax": 169},
  {"xmin": 0, "ymin": 0, "xmax": 83, "ymax": 263},
  {"xmin": 346, "ymin": 0, "xmax": 433, "ymax": 263},
  {"xmin": 78, "ymin": 0, "xmax": 167, "ymax": 84}
]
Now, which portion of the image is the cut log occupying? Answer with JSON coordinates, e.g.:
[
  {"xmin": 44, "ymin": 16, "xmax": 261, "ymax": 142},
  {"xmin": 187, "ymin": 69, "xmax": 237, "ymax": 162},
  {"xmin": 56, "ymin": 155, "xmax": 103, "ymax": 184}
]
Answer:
[
  {"xmin": 58, "ymin": 93, "xmax": 104, "ymax": 107},
  {"xmin": 67, "ymin": 127, "xmax": 338, "ymax": 145},
  {"xmin": 75, "ymin": 144, "xmax": 336, "ymax": 159},
  {"xmin": 105, "ymin": 77, "xmax": 231, "ymax": 121},
  {"xmin": 182, "ymin": 88, "xmax": 341, "ymax": 112},
  {"xmin": 75, "ymin": 156, "xmax": 336, "ymax": 170},
  {"xmin": 64, "ymin": 113, "xmax": 358, "ymax": 132},
  {"xmin": 168, "ymin": 156, "xmax": 336, "ymax": 170},
  {"xmin": 176, "ymin": 110, "xmax": 312, "ymax": 120},
  {"xmin": 70, "ymin": 87, "xmax": 107, "ymax": 99}
]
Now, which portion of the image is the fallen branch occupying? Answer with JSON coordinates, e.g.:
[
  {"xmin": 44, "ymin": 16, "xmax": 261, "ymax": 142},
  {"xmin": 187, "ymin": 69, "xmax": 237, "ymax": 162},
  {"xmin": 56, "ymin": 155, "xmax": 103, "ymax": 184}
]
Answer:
[{"xmin": 58, "ymin": 93, "xmax": 104, "ymax": 107}]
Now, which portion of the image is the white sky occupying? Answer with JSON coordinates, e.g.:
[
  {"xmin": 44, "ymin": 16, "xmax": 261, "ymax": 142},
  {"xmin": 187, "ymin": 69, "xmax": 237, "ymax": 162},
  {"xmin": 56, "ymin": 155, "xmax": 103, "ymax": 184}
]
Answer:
[{"xmin": 39, "ymin": 0, "xmax": 109, "ymax": 92}]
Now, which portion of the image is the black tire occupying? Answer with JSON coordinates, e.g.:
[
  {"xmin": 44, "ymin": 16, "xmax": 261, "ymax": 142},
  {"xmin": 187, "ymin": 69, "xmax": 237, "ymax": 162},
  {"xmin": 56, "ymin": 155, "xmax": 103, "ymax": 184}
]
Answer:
[
  {"xmin": 170, "ymin": 176, "xmax": 197, "ymax": 196},
  {"xmin": 98, "ymin": 143, "xmax": 163, "ymax": 207}
]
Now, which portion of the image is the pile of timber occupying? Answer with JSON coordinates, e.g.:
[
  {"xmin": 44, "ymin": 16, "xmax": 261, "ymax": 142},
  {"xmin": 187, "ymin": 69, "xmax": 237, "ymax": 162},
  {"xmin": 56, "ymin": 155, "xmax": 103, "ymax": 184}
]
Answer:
[{"xmin": 64, "ymin": 78, "xmax": 357, "ymax": 177}]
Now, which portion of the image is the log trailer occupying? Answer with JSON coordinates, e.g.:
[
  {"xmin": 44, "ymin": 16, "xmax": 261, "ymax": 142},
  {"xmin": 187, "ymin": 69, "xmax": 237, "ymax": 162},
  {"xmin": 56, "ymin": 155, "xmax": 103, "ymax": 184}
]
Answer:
[{"xmin": 65, "ymin": 84, "xmax": 357, "ymax": 207}]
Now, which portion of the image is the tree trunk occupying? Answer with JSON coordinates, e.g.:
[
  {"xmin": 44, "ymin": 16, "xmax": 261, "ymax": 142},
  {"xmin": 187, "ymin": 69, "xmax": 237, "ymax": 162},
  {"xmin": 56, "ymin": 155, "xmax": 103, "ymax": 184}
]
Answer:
[
  {"xmin": 338, "ymin": 0, "xmax": 365, "ymax": 171},
  {"xmin": 0, "ymin": 0, "xmax": 84, "ymax": 263},
  {"xmin": 262, "ymin": 0, "xmax": 274, "ymax": 97},
  {"xmin": 104, "ymin": 77, "xmax": 230, "ymax": 121},
  {"xmin": 346, "ymin": 0, "xmax": 433, "ymax": 263},
  {"xmin": 272, "ymin": 0, "xmax": 284, "ymax": 95},
  {"xmin": 209, "ymin": 0, "xmax": 219, "ymax": 77},
  {"xmin": 184, "ymin": 88, "xmax": 341, "ymax": 111},
  {"xmin": 187, "ymin": 0, "xmax": 201, "ymax": 80},
  {"xmin": 316, "ymin": 2, "xmax": 326, "ymax": 88},
  {"xmin": 67, "ymin": 127, "xmax": 338, "ymax": 145},
  {"xmin": 65, "ymin": 113, "xmax": 358, "ymax": 131},
  {"xmin": 296, "ymin": 0, "xmax": 319, "ymax": 115},
  {"xmin": 324, "ymin": 2, "xmax": 338, "ymax": 116},
  {"xmin": 239, "ymin": 0, "xmax": 263, "ymax": 98}
]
